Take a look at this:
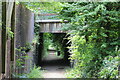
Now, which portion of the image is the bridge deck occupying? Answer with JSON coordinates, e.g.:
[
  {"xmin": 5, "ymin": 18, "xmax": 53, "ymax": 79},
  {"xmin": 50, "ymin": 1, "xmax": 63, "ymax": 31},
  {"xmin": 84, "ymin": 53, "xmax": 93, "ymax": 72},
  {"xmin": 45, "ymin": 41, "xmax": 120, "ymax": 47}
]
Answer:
[
  {"xmin": 35, "ymin": 20, "xmax": 68, "ymax": 23},
  {"xmin": 35, "ymin": 20, "xmax": 68, "ymax": 33}
]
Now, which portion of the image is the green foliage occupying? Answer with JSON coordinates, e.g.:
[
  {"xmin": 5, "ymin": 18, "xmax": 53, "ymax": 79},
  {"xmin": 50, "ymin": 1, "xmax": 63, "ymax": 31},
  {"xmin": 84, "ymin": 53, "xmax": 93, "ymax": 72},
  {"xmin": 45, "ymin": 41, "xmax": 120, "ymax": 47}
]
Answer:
[
  {"xmin": 43, "ymin": 33, "xmax": 52, "ymax": 57},
  {"xmin": 6, "ymin": 27, "xmax": 14, "ymax": 38},
  {"xmin": 14, "ymin": 45, "xmax": 43, "ymax": 78},
  {"xmin": 13, "ymin": 47, "xmax": 31, "ymax": 78},
  {"xmin": 27, "ymin": 66, "xmax": 43, "ymax": 78},
  {"xmin": 67, "ymin": 31, "xmax": 101, "ymax": 78},
  {"xmin": 51, "ymin": 33, "xmax": 66, "ymax": 57},
  {"xmin": 42, "ymin": 33, "xmax": 66, "ymax": 58},
  {"xmin": 25, "ymin": 43, "xmax": 33, "ymax": 51},
  {"xmin": 99, "ymin": 56, "xmax": 120, "ymax": 78},
  {"xmin": 59, "ymin": 2, "xmax": 120, "ymax": 78},
  {"xmin": 22, "ymin": 2, "xmax": 63, "ymax": 13},
  {"xmin": 14, "ymin": 43, "xmax": 34, "ymax": 77},
  {"xmin": 34, "ymin": 23, "xmax": 40, "ymax": 36},
  {"xmin": 15, "ymin": 45, "xmax": 32, "ymax": 69},
  {"xmin": 13, "ymin": 65, "xmax": 43, "ymax": 78}
]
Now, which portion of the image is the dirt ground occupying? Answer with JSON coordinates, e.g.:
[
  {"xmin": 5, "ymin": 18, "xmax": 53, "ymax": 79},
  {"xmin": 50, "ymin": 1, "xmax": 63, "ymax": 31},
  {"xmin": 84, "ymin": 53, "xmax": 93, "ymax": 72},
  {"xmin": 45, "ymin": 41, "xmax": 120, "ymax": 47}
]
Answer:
[{"xmin": 41, "ymin": 52, "xmax": 70, "ymax": 78}]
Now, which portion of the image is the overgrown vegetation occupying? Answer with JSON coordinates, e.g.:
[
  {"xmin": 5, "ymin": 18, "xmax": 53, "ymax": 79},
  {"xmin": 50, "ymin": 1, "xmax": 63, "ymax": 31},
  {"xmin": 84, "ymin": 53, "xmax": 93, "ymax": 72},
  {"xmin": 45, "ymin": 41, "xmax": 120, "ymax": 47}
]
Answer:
[
  {"xmin": 59, "ymin": 2, "xmax": 120, "ymax": 78},
  {"xmin": 50, "ymin": 33, "xmax": 66, "ymax": 57},
  {"xmin": 42, "ymin": 33, "xmax": 66, "ymax": 58},
  {"xmin": 14, "ymin": 46, "xmax": 43, "ymax": 78},
  {"xmin": 13, "ymin": 65, "xmax": 43, "ymax": 78},
  {"xmin": 26, "ymin": 66, "xmax": 43, "ymax": 78},
  {"xmin": 11, "ymin": 2, "xmax": 120, "ymax": 79},
  {"xmin": 43, "ymin": 33, "xmax": 52, "ymax": 57},
  {"xmin": 23, "ymin": 2, "xmax": 63, "ymax": 13}
]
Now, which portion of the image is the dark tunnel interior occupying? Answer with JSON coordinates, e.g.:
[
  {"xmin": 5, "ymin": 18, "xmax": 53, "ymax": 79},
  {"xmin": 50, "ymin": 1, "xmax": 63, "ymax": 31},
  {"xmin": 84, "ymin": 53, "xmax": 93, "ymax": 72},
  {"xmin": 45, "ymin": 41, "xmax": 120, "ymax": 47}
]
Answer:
[{"xmin": 34, "ymin": 33, "xmax": 71, "ymax": 68}]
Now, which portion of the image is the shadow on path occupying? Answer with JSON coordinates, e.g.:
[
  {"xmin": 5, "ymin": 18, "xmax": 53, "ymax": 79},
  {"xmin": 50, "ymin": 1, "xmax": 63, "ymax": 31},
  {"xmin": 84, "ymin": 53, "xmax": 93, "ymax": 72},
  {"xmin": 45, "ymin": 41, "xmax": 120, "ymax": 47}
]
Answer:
[{"xmin": 40, "ymin": 52, "xmax": 70, "ymax": 78}]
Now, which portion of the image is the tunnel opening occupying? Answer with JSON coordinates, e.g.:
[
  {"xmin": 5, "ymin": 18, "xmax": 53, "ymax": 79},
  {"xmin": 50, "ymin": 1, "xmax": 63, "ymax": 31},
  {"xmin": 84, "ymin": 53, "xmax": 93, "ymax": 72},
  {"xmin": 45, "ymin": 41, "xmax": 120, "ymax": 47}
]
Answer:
[{"xmin": 35, "ymin": 33, "xmax": 71, "ymax": 68}]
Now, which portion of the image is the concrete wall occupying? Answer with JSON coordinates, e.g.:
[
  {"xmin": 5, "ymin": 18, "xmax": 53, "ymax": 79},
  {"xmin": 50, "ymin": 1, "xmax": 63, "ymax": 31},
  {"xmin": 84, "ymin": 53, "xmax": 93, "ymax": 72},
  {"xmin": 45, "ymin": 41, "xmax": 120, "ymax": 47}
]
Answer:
[{"xmin": 15, "ymin": 4, "xmax": 34, "ymax": 74}]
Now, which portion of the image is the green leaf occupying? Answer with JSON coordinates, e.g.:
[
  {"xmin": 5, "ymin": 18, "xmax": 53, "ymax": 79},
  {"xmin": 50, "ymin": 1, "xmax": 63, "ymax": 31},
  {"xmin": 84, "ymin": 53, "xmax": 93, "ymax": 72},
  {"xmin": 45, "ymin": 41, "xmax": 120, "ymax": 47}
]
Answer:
[{"xmin": 100, "ymin": 33, "xmax": 108, "ymax": 37}]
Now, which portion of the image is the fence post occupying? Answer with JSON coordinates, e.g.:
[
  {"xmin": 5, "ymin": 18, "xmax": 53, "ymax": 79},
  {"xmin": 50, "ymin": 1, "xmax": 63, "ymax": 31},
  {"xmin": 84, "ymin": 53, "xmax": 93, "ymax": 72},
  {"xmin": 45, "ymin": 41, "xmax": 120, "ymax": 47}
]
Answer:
[
  {"xmin": 1, "ymin": 2, "xmax": 6, "ymax": 78},
  {"xmin": 0, "ymin": 1, "xmax": 2, "ymax": 79}
]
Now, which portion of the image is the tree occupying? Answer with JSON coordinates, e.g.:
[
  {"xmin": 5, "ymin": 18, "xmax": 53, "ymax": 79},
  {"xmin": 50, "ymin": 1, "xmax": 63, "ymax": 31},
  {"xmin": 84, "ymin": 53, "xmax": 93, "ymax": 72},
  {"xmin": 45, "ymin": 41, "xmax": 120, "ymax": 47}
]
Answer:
[{"xmin": 59, "ymin": 2, "xmax": 120, "ymax": 78}]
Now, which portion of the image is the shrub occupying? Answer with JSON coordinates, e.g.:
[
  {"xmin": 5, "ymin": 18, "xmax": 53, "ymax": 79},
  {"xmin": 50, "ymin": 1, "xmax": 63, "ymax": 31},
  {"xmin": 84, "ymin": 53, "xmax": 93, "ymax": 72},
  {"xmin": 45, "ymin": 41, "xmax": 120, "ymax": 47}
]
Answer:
[
  {"xmin": 26, "ymin": 66, "xmax": 43, "ymax": 78},
  {"xmin": 98, "ymin": 56, "xmax": 120, "ymax": 78}
]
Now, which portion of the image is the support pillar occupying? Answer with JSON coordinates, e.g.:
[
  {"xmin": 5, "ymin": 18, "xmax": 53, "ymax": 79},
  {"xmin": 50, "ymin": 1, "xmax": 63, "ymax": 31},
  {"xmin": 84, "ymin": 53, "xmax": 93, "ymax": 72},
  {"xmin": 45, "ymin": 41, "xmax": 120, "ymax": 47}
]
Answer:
[{"xmin": 37, "ymin": 33, "xmax": 43, "ymax": 66}]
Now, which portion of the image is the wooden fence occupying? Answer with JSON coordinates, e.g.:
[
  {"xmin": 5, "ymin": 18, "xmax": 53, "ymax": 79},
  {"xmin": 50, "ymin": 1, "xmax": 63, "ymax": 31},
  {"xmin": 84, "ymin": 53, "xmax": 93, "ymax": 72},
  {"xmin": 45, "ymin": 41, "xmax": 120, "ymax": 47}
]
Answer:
[{"xmin": 0, "ymin": 3, "xmax": 34, "ymax": 79}]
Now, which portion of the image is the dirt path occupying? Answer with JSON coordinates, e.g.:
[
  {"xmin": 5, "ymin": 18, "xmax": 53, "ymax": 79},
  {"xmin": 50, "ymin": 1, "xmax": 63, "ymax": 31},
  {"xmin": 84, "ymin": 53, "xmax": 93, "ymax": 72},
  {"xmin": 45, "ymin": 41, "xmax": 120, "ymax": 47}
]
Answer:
[{"xmin": 41, "ymin": 52, "xmax": 69, "ymax": 78}]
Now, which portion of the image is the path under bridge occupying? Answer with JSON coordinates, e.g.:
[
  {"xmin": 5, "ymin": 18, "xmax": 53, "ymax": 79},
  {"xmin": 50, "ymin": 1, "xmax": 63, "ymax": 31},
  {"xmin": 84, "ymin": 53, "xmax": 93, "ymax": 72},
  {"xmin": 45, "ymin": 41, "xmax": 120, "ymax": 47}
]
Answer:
[{"xmin": 35, "ymin": 20, "xmax": 71, "ymax": 78}]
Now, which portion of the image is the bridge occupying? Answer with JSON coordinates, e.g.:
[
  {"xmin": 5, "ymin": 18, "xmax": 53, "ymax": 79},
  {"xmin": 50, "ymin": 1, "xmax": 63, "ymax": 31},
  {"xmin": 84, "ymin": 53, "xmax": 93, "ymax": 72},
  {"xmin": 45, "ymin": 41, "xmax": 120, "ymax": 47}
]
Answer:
[{"xmin": 35, "ymin": 20, "xmax": 68, "ymax": 33}]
